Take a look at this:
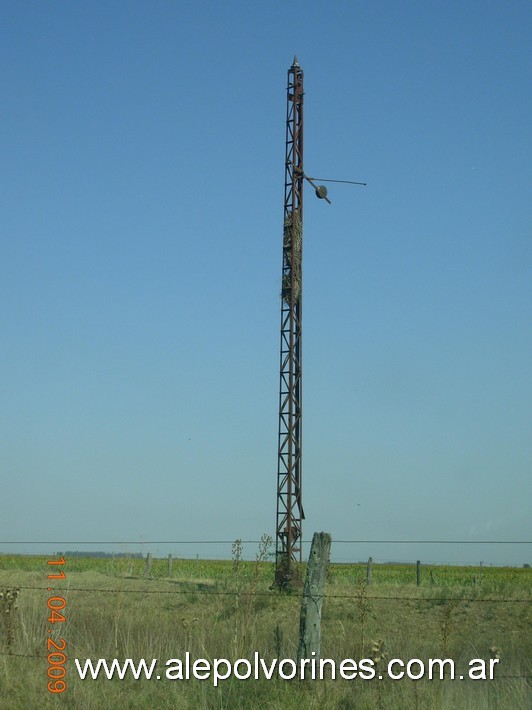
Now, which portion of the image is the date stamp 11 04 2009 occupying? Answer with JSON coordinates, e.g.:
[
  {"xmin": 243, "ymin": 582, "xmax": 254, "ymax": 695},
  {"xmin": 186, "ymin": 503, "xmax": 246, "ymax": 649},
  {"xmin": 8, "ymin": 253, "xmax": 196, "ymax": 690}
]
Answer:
[{"xmin": 46, "ymin": 555, "xmax": 67, "ymax": 694}]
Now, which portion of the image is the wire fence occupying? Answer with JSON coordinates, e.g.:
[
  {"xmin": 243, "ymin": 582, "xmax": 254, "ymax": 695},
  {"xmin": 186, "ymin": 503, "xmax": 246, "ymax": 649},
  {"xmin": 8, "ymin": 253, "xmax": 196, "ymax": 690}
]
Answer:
[
  {"xmin": 2, "ymin": 538, "xmax": 530, "ymax": 568},
  {"xmin": 1, "ymin": 554, "xmax": 530, "ymax": 684},
  {"xmin": 3, "ymin": 584, "xmax": 531, "ymax": 603},
  {"xmin": 1, "ymin": 539, "xmax": 531, "ymax": 544}
]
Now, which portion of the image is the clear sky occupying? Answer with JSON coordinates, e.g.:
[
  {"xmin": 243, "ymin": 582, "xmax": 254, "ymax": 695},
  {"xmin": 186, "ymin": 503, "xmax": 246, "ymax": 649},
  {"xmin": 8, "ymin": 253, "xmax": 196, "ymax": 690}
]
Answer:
[{"xmin": 1, "ymin": 1, "xmax": 530, "ymax": 566}]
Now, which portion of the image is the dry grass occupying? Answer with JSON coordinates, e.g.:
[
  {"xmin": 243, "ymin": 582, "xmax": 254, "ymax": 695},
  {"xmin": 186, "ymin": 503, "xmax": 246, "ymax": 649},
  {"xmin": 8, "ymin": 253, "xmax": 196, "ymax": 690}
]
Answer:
[{"xmin": 0, "ymin": 557, "xmax": 530, "ymax": 709}]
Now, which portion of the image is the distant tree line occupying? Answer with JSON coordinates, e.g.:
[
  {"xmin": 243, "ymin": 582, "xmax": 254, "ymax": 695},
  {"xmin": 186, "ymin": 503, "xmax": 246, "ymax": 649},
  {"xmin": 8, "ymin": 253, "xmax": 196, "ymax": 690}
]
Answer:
[{"xmin": 62, "ymin": 551, "xmax": 143, "ymax": 559}]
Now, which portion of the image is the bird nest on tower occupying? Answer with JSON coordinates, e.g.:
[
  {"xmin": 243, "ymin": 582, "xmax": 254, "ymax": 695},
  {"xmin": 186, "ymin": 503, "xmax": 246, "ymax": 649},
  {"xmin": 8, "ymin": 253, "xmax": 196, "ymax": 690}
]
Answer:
[{"xmin": 281, "ymin": 209, "xmax": 302, "ymax": 304}]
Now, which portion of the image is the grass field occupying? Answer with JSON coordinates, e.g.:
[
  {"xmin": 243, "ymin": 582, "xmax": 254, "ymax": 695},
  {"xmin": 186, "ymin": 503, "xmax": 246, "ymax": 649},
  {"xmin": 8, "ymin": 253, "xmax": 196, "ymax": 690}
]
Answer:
[{"xmin": 0, "ymin": 553, "xmax": 530, "ymax": 709}]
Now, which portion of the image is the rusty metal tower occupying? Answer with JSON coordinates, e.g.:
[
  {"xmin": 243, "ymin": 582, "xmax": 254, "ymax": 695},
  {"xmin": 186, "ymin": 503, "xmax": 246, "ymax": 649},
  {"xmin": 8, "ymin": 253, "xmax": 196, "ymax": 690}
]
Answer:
[
  {"xmin": 274, "ymin": 59, "xmax": 365, "ymax": 588},
  {"xmin": 274, "ymin": 57, "xmax": 305, "ymax": 588}
]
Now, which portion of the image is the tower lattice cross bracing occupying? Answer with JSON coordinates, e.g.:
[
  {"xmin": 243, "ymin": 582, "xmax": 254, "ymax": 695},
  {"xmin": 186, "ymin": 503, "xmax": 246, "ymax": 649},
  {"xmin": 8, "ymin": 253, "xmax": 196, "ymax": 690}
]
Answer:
[{"xmin": 275, "ymin": 57, "xmax": 305, "ymax": 588}]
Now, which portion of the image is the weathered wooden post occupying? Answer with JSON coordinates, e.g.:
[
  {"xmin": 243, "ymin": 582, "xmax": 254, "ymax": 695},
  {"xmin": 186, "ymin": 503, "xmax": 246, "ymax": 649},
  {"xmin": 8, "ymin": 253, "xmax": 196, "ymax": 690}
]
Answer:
[
  {"xmin": 297, "ymin": 532, "xmax": 332, "ymax": 663},
  {"xmin": 366, "ymin": 556, "xmax": 373, "ymax": 586},
  {"xmin": 145, "ymin": 553, "xmax": 152, "ymax": 579},
  {"xmin": 416, "ymin": 560, "xmax": 421, "ymax": 586},
  {"xmin": 168, "ymin": 554, "xmax": 172, "ymax": 578}
]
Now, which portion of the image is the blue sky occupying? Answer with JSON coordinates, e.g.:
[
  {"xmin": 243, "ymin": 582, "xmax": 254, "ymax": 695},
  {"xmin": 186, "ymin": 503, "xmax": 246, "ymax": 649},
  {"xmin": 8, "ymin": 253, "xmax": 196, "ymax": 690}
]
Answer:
[{"xmin": 1, "ymin": 1, "xmax": 530, "ymax": 566}]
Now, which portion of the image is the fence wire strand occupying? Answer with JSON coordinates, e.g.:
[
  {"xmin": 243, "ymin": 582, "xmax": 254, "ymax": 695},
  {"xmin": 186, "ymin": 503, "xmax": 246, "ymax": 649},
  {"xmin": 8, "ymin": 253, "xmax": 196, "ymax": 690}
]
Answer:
[
  {"xmin": 6, "ymin": 584, "xmax": 531, "ymax": 603},
  {"xmin": 1, "ymin": 539, "xmax": 531, "ymax": 545}
]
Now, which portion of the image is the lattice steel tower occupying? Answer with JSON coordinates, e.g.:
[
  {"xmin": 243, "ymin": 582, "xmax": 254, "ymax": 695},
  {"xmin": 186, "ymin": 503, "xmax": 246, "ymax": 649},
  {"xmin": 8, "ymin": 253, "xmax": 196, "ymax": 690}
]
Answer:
[
  {"xmin": 275, "ymin": 57, "xmax": 305, "ymax": 588},
  {"xmin": 273, "ymin": 59, "xmax": 364, "ymax": 588}
]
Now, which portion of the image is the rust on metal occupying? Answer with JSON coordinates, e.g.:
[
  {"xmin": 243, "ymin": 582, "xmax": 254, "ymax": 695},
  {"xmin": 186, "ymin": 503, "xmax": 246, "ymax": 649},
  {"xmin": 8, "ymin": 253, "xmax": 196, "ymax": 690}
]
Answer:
[{"xmin": 275, "ymin": 58, "xmax": 305, "ymax": 589}]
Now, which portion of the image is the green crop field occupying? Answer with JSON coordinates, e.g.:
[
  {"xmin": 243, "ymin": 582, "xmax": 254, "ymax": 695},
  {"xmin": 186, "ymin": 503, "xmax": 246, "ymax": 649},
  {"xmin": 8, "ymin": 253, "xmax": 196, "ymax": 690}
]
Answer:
[{"xmin": 0, "ymin": 553, "xmax": 530, "ymax": 709}]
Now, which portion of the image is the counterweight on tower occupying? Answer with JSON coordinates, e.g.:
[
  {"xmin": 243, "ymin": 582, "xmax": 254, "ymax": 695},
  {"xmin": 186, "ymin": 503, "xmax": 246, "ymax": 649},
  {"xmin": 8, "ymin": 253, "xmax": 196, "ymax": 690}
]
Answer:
[{"xmin": 275, "ymin": 57, "xmax": 305, "ymax": 588}]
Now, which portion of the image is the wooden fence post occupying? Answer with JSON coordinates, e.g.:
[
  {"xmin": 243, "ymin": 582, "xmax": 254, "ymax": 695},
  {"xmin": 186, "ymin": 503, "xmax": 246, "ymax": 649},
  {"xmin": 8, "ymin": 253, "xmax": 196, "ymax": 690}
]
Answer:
[
  {"xmin": 145, "ymin": 553, "xmax": 152, "ymax": 579},
  {"xmin": 168, "ymin": 554, "xmax": 172, "ymax": 578},
  {"xmin": 297, "ymin": 532, "xmax": 332, "ymax": 663},
  {"xmin": 416, "ymin": 560, "xmax": 421, "ymax": 586},
  {"xmin": 366, "ymin": 556, "xmax": 373, "ymax": 585}
]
